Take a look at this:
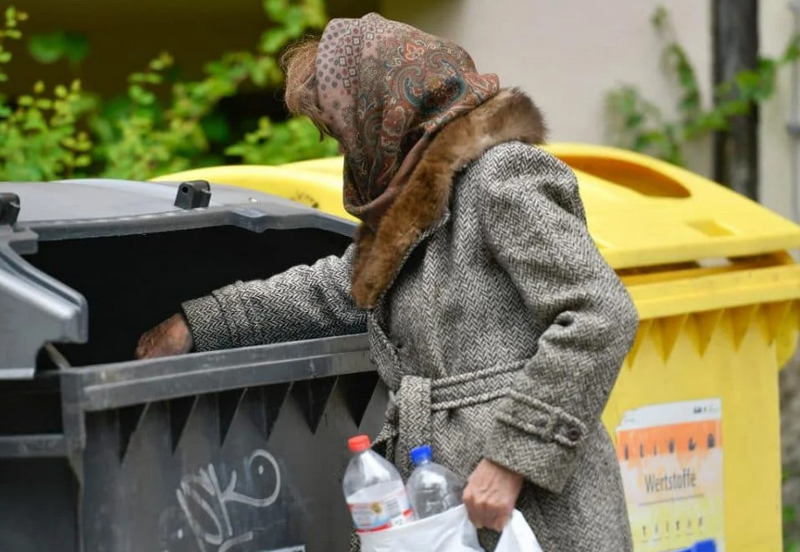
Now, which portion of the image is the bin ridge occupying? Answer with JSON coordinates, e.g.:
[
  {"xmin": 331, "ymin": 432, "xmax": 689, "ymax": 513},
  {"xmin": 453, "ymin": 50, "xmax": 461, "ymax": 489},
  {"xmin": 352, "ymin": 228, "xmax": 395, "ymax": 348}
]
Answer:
[{"xmin": 625, "ymin": 300, "xmax": 800, "ymax": 367}]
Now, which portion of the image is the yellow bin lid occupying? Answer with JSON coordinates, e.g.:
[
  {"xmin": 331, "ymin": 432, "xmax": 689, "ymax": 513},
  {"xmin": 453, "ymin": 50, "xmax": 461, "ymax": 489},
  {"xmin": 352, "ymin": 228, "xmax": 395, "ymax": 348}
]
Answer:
[{"xmin": 543, "ymin": 143, "xmax": 800, "ymax": 269}]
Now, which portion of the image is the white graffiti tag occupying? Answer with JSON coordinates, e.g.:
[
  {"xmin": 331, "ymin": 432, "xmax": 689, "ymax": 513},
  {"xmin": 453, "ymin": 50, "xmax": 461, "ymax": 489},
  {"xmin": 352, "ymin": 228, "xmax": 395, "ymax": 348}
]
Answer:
[{"xmin": 176, "ymin": 449, "xmax": 281, "ymax": 552}]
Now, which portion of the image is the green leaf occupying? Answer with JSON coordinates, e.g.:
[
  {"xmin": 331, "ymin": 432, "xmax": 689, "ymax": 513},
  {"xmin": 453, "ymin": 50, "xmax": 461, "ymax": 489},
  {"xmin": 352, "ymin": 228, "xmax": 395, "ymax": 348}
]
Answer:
[
  {"xmin": 200, "ymin": 112, "xmax": 230, "ymax": 143},
  {"xmin": 28, "ymin": 31, "xmax": 90, "ymax": 67},
  {"xmin": 735, "ymin": 70, "xmax": 761, "ymax": 92},
  {"xmin": 264, "ymin": 0, "xmax": 290, "ymax": 22},
  {"xmin": 128, "ymin": 84, "xmax": 155, "ymax": 106},
  {"xmin": 784, "ymin": 34, "xmax": 800, "ymax": 62},
  {"xmin": 650, "ymin": 5, "xmax": 668, "ymax": 30},
  {"xmin": 0, "ymin": 51, "xmax": 11, "ymax": 63},
  {"xmin": 260, "ymin": 28, "xmax": 288, "ymax": 54},
  {"xmin": 632, "ymin": 133, "xmax": 655, "ymax": 152}
]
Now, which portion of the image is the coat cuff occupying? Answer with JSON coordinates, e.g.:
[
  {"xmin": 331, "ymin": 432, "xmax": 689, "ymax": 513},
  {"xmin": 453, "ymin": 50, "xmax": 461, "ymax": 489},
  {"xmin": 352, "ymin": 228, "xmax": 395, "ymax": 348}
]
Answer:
[
  {"xmin": 483, "ymin": 392, "xmax": 588, "ymax": 494},
  {"xmin": 181, "ymin": 294, "xmax": 232, "ymax": 353}
]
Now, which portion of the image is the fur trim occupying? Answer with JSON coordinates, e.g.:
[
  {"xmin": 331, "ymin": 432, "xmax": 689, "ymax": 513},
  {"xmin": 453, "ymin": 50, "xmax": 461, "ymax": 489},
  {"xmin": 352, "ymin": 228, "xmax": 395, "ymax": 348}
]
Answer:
[{"xmin": 351, "ymin": 88, "xmax": 547, "ymax": 308}]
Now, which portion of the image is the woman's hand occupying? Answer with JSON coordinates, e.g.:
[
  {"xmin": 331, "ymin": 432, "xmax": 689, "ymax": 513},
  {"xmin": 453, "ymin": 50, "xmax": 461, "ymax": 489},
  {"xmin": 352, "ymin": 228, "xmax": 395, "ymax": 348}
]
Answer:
[
  {"xmin": 135, "ymin": 313, "xmax": 193, "ymax": 359},
  {"xmin": 463, "ymin": 459, "xmax": 524, "ymax": 532}
]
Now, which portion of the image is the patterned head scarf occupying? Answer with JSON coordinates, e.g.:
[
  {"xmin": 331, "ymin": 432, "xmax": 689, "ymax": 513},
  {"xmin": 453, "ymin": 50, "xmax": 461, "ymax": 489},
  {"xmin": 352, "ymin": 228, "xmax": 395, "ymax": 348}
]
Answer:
[{"xmin": 316, "ymin": 13, "xmax": 500, "ymax": 230}]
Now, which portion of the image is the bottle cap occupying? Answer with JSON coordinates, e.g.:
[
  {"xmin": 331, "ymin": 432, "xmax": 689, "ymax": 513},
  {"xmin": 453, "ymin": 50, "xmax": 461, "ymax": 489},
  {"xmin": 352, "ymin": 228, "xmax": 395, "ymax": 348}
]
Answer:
[
  {"xmin": 410, "ymin": 444, "xmax": 433, "ymax": 466},
  {"xmin": 348, "ymin": 435, "xmax": 371, "ymax": 453}
]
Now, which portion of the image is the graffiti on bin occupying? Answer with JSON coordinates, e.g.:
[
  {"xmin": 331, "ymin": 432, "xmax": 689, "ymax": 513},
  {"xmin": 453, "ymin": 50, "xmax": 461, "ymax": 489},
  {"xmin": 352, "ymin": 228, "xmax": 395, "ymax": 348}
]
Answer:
[{"xmin": 175, "ymin": 449, "xmax": 282, "ymax": 552}]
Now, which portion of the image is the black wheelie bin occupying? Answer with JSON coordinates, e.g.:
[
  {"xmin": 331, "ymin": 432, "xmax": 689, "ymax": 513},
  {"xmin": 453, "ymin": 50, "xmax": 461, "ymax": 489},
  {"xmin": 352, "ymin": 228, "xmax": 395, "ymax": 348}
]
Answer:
[{"xmin": 0, "ymin": 178, "xmax": 385, "ymax": 552}]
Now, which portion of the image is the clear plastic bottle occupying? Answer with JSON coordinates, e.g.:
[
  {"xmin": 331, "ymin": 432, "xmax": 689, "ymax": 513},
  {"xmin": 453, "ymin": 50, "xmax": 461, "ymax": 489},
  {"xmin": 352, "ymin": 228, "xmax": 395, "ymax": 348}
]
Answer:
[
  {"xmin": 343, "ymin": 435, "xmax": 416, "ymax": 533},
  {"xmin": 406, "ymin": 444, "xmax": 466, "ymax": 519}
]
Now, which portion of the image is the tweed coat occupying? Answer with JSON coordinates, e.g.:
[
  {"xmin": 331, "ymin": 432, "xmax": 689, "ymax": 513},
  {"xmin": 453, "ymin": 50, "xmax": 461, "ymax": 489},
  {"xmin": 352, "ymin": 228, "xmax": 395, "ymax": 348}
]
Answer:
[{"xmin": 182, "ymin": 89, "xmax": 640, "ymax": 551}]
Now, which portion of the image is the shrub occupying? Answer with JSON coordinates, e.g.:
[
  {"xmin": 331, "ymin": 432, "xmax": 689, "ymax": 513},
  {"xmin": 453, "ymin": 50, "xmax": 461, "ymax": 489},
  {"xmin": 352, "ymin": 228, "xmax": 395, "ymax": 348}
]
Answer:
[{"xmin": 0, "ymin": 1, "xmax": 339, "ymax": 182}]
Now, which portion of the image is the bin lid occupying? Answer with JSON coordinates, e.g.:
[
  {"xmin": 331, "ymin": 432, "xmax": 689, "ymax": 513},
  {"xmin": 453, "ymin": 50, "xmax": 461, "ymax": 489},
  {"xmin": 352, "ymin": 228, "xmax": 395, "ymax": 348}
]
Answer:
[
  {"xmin": 273, "ymin": 145, "xmax": 800, "ymax": 268},
  {"xmin": 0, "ymin": 178, "xmax": 356, "ymax": 379},
  {"xmin": 543, "ymin": 143, "xmax": 800, "ymax": 269}
]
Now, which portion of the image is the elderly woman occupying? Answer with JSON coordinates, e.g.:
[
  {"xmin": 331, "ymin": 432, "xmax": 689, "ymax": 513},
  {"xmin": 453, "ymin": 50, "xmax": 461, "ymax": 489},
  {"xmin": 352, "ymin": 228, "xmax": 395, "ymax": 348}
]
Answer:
[{"xmin": 136, "ymin": 13, "xmax": 639, "ymax": 552}]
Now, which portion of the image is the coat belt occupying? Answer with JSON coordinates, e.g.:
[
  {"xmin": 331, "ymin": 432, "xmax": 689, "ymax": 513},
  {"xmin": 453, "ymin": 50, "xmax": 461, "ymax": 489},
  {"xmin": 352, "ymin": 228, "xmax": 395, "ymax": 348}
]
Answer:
[{"xmin": 374, "ymin": 361, "xmax": 526, "ymax": 476}]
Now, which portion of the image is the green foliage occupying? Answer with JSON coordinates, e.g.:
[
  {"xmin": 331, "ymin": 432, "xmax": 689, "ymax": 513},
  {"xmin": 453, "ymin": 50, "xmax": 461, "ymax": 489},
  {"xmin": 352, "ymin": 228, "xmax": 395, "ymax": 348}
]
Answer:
[
  {"xmin": 784, "ymin": 470, "xmax": 800, "ymax": 552},
  {"xmin": 786, "ymin": 504, "xmax": 800, "ymax": 552},
  {"xmin": 28, "ymin": 31, "xmax": 90, "ymax": 67},
  {"xmin": 0, "ymin": 8, "xmax": 93, "ymax": 180},
  {"xmin": 606, "ymin": 5, "xmax": 800, "ymax": 166},
  {"xmin": 226, "ymin": 116, "xmax": 339, "ymax": 164},
  {"xmin": 0, "ymin": 0, "xmax": 339, "ymax": 182}
]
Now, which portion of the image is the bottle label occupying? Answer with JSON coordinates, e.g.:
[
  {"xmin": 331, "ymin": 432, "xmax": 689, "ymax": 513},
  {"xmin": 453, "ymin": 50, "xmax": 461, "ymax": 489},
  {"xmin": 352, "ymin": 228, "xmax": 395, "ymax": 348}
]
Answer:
[{"xmin": 348, "ymin": 488, "xmax": 414, "ymax": 533}]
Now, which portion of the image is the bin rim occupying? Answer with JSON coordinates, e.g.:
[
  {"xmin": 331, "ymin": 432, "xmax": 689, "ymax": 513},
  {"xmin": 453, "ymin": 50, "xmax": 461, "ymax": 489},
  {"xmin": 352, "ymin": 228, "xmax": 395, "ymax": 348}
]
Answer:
[
  {"xmin": 0, "ymin": 178, "xmax": 357, "ymax": 380},
  {"xmin": 0, "ymin": 178, "xmax": 357, "ymax": 241}
]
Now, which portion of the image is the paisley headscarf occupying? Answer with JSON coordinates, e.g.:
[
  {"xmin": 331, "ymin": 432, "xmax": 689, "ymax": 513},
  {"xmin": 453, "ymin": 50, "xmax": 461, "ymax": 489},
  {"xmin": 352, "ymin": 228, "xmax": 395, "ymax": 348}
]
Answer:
[{"xmin": 315, "ymin": 13, "xmax": 500, "ymax": 231}]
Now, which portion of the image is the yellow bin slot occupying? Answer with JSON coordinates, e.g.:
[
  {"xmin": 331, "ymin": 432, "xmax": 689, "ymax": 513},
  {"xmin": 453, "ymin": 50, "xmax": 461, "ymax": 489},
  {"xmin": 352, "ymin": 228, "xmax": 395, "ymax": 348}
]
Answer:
[
  {"xmin": 544, "ymin": 143, "xmax": 800, "ymax": 269},
  {"xmin": 155, "ymin": 143, "xmax": 800, "ymax": 552}
]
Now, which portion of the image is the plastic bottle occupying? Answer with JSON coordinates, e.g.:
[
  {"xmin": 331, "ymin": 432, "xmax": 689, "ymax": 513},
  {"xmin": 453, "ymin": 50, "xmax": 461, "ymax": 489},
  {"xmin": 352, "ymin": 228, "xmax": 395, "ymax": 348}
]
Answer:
[
  {"xmin": 406, "ymin": 444, "xmax": 466, "ymax": 519},
  {"xmin": 343, "ymin": 435, "xmax": 416, "ymax": 533}
]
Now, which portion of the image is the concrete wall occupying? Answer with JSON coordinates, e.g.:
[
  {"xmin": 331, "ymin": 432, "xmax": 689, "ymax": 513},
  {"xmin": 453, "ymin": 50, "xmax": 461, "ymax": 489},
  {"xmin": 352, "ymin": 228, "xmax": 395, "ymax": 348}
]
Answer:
[
  {"xmin": 380, "ymin": 0, "xmax": 714, "ymax": 175},
  {"xmin": 760, "ymin": 0, "xmax": 798, "ymax": 223}
]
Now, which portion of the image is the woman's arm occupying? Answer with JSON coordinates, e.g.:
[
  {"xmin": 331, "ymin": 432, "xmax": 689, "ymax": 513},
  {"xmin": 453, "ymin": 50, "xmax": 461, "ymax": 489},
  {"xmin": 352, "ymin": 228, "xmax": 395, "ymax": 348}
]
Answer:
[
  {"xmin": 478, "ymin": 145, "xmax": 639, "ymax": 495},
  {"xmin": 181, "ymin": 244, "xmax": 367, "ymax": 352}
]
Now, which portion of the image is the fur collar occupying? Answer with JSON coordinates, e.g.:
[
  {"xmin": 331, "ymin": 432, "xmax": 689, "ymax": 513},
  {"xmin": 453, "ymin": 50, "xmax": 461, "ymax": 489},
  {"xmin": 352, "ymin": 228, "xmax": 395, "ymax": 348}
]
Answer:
[{"xmin": 350, "ymin": 87, "xmax": 547, "ymax": 309}]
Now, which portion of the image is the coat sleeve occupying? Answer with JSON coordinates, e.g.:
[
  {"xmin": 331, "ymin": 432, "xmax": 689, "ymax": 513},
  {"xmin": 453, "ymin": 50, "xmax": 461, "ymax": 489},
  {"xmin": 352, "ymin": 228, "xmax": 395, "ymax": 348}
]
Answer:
[
  {"xmin": 180, "ymin": 244, "xmax": 367, "ymax": 352},
  {"xmin": 478, "ymin": 146, "xmax": 639, "ymax": 494}
]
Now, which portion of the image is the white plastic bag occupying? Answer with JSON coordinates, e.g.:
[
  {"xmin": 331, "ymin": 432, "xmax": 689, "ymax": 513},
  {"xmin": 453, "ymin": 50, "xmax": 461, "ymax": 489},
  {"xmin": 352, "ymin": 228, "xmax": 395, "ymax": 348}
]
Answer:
[
  {"xmin": 358, "ymin": 505, "xmax": 544, "ymax": 552},
  {"xmin": 495, "ymin": 510, "xmax": 544, "ymax": 552}
]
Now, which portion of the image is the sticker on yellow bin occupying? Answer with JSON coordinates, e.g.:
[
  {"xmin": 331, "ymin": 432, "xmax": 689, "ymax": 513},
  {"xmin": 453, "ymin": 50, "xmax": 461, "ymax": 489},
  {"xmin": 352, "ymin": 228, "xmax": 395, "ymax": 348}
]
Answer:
[
  {"xmin": 156, "ymin": 143, "xmax": 800, "ymax": 552},
  {"xmin": 616, "ymin": 399, "xmax": 724, "ymax": 552}
]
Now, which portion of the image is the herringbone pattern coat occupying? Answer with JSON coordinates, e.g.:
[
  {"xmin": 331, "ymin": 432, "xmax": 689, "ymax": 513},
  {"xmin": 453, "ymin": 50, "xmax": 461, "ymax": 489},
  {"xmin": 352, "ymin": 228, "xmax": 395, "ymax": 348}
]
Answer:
[{"xmin": 183, "ymin": 89, "xmax": 639, "ymax": 551}]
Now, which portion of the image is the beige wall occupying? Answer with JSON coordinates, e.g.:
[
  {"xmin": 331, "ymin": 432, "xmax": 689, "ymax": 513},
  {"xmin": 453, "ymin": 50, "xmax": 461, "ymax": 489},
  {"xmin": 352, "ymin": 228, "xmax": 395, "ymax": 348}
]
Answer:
[
  {"xmin": 760, "ymin": 0, "xmax": 798, "ymax": 223},
  {"xmin": 381, "ymin": 0, "xmax": 714, "ymax": 175}
]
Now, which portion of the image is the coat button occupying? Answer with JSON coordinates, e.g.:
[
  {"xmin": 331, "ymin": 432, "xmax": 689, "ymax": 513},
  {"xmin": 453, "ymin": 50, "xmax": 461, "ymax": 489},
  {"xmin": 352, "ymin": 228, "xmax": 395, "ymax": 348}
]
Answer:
[{"xmin": 567, "ymin": 428, "xmax": 581, "ymax": 442}]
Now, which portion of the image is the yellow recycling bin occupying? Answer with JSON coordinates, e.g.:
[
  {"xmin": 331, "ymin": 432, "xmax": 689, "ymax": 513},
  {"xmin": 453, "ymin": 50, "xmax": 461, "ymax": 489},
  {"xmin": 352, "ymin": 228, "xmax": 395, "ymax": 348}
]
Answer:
[
  {"xmin": 545, "ymin": 143, "xmax": 800, "ymax": 552},
  {"xmin": 155, "ymin": 143, "xmax": 800, "ymax": 552}
]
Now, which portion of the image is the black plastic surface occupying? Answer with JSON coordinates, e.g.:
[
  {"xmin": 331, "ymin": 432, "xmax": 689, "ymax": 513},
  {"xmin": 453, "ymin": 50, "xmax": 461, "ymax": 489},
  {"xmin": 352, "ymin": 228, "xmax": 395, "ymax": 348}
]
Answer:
[
  {"xmin": 174, "ymin": 180, "xmax": 212, "ymax": 210},
  {"xmin": 23, "ymin": 225, "xmax": 351, "ymax": 367},
  {"xmin": 0, "ymin": 192, "xmax": 20, "ymax": 225}
]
